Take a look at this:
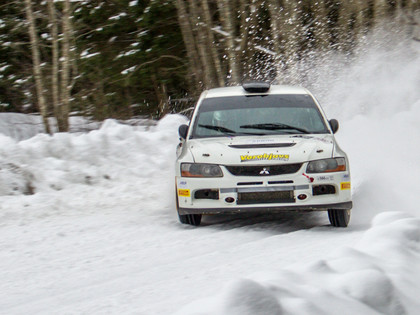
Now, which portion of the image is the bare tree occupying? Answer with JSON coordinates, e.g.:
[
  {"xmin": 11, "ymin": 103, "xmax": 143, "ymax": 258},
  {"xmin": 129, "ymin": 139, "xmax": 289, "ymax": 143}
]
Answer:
[
  {"xmin": 201, "ymin": 0, "xmax": 225, "ymax": 86},
  {"xmin": 60, "ymin": 0, "xmax": 71, "ymax": 132},
  {"xmin": 396, "ymin": 0, "xmax": 420, "ymax": 41},
  {"xmin": 238, "ymin": 0, "xmax": 251, "ymax": 65},
  {"xmin": 267, "ymin": 0, "xmax": 284, "ymax": 81},
  {"xmin": 24, "ymin": 0, "xmax": 52, "ymax": 134},
  {"xmin": 372, "ymin": 0, "xmax": 390, "ymax": 26},
  {"xmin": 188, "ymin": 0, "xmax": 216, "ymax": 88},
  {"xmin": 310, "ymin": 0, "xmax": 330, "ymax": 49},
  {"xmin": 335, "ymin": 1, "xmax": 361, "ymax": 50},
  {"xmin": 175, "ymin": 0, "xmax": 203, "ymax": 88},
  {"xmin": 245, "ymin": 0, "xmax": 261, "ymax": 79},
  {"xmin": 24, "ymin": 0, "xmax": 75, "ymax": 133},
  {"xmin": 47, "ymin": 0, "xmax": 72, "ymax": 132},
  {"xmin": 279, "ymin": 0, "xmax": 301, "ymax": 83},
  {"xmin": 47, "ymin": 0, "xmax": 61, "ymax": 131},
  {"xmin": 216, "ymin": 0, "xmax": 240, "ymax": 84}
]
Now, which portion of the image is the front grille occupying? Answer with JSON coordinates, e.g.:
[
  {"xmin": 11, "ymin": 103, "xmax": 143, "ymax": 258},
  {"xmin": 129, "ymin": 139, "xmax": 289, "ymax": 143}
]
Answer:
[
  {"xmin": 237, "ymin": 191, "xmax": 295, "ymax": 204},
  {"xmin": 225, "ymin": 163, "xmax": 302, "ymax": 176}
]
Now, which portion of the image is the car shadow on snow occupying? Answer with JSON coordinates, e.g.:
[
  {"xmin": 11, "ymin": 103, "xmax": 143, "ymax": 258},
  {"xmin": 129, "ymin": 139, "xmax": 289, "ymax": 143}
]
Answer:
[{"xmin": 198, "ymin": 211, "xmax": 331, "ymax": 233}]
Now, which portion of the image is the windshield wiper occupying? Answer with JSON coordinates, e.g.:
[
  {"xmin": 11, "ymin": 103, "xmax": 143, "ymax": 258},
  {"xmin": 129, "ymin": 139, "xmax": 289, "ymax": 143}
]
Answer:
[
  {"xmin": 198, "ymin": 124, "xmax": 237, "ymax": 135},
  {"xmin": 240, "ymin": 123, "xmax": 310, "ymax": 134},
  {"xmin": 198, "ymin": 124, "xmax": 268, "ymax": 136}
]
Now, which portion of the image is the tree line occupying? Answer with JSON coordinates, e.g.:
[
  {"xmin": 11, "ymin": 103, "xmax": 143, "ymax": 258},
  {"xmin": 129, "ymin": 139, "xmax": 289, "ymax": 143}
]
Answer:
[{"xmin": 0, "ymin": 0, "xmax": 419, "ymax": 133}]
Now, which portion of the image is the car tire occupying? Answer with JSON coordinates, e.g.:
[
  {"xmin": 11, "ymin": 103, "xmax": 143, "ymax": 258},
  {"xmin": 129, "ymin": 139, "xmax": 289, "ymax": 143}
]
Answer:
[
  {"xmin": 328, "ymin": 209, "xmax": 351, "ymax": 227},
  {"xmin": 175, "ymin": 189, "xmax": 202, "ymax": 226},
  {"xmin": 178, "ymin": 213, "xmax": 202, "ymax": 226}
]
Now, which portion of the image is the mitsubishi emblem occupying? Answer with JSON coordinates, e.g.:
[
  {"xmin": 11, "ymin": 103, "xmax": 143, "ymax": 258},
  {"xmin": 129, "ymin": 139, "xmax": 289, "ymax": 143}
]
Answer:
[{"xmin": 259, "ymin": 167, "xmax": 270, "ymax": 175}]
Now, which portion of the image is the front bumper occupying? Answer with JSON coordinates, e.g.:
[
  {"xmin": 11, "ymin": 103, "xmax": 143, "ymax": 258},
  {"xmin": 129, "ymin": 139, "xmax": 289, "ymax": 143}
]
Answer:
[
  {"xmin": 176, "ymin": 167, "xmax": 352, "ymax": 215},
  {"xmin": 178, "ymin": 201, "xmax": 353, "ymax": 215}
]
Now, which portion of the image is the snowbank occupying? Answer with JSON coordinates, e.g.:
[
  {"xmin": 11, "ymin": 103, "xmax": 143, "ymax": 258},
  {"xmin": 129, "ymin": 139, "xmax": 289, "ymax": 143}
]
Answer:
[
  {"xmin": 176, "ymin": 211, "xmax": 420, "ymax": 315},
  {"xmin": 0, "ymin": 113, "xmax": 45, "ymax": 140},
  {"xmin": 0, "ymin": 113, "xmax": 101, "ymax": 141},
  {"xmin": 0, "ymin": 113, "xmax": 171, "ymax": 197},
  {"xmin": 0, "ymin": 115, "xmax": 187, "ymax": 197}
]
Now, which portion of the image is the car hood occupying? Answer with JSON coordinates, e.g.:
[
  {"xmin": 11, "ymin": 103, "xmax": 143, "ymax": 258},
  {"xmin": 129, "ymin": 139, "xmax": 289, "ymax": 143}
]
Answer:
[{"xmin": 188, "ymin": 134, "xmax": 335, "ymax": 165}]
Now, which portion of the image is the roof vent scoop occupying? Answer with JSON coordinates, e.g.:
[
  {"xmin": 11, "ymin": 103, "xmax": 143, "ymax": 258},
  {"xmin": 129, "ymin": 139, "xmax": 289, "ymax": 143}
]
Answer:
[{"xmin": 242, "ymin": 81, "xmax": 271, "ymax": 93}]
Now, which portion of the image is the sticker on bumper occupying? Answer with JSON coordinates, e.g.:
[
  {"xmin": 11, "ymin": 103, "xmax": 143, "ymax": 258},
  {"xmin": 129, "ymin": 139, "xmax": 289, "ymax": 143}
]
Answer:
[
  {"xmin": 178, "ymin": 180, "xmax": 188, "ymax": 188},
  {"xmin": 340, "ymin": 182, "xmax": 351, "ymax": 190},
  {"xmin": 178, "ymin": 189, "xmax": 190, "ymax": 197},
  {"xmin": 317, "ymin": 175, "xmax": 334, "ymax": 181}
]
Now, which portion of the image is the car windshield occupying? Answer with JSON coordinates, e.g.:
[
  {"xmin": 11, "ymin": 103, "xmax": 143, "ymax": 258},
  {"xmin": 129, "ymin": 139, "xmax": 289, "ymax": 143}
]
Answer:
[{"xmin": 191, "ymin": 94, "xmax": 329, "ymax": 138}]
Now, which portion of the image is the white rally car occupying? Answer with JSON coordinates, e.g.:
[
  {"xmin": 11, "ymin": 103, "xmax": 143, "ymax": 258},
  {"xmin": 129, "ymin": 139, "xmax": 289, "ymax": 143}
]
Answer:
[{"xmin": 175, "ymin": 82, "xmax": 352, "ymax": 227}]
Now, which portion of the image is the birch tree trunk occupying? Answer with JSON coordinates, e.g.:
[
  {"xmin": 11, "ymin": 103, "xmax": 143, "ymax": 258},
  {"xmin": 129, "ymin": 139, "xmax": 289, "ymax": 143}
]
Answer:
[
  {"xmin": 267, "ymin": 0, "xmax": 283, "ymax": 82},
  {"xmin": 60, "ymin": 0, "xmax": 71, "ymax": 132},
  {"xmin": 47, "ymin": 0, "xmax": 63, "ymax": 131},
  {"xmin": 335, "ymin": 1, "xmax": 356, "ymax": 50},
  {"xmin": 351, "ymin": 0, "xmax": 370, "ymax": 37},
  {"xmin": 246, "ymin": 0, "xmax": 260, "ymax": 78},
  {"xmin": 280, "ymin": 0, "xmax": 301, "ymax": 83},
  {"xmin": 238, "ymin": 0, "xmax": 251, "ymax": 67},
  {"xmin": 202, "ymin": 0, "xmax": 225, "ymax": 86},
  {"xmin": 152, "ymin": 73, "xmax": 169, "ymax": 117},
  {"xmin": 216, "ymin": 0, "xmax": 240, "ymax": 84},
  {"xmin": 311, "ymin": 0, "xmax": 330, "ymax": 50},
  {"xmin": 24, "ymin": 0, "xmax": 51, "ymax": 134},
  {"xmin": 188, "ymin": 0, "xmax": 215, "ymax": 88},
  {"xmin": 372, "ymin": 0, "xmax": 390, "ymax": 27},
  {"xmin": 175, "ymin": 0, "xmax": 203, "ymax": 88}
]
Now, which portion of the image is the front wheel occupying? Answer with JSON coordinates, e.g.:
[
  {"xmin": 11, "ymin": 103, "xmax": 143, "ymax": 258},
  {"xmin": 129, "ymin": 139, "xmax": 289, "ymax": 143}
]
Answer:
[
  {"xmin": 175, "ymin": 189, "xmax": 202, "ymax": 226},
  {"xmin": 178, "ymin": 213, "xmax": 202, "ymax": 226},
  {"xmin": 328, "ymin": 209, "xmax": 351, "ymax": 227}
]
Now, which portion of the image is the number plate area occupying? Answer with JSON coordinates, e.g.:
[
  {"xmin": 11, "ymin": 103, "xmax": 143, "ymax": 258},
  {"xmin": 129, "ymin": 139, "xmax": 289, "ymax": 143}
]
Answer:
[{"xmin": 237, "ymin": 190, "xmax": 295, "ymax": 205}]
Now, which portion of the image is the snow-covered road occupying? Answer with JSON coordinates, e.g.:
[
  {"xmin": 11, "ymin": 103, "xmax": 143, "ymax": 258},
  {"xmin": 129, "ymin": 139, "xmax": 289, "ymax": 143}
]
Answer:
[
  {"xmin": 0, "ymin": 179, "xmax": 364, "ymax": 314},
  {"xmin": 1, "ymin": 36, "xmax": 420, "ymax": 314}
]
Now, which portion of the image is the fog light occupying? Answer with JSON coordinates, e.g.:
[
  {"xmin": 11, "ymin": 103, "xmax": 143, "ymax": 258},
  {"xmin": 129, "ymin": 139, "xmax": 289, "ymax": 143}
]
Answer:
[
  {"xmin": 312, "ymin": 185, "xmax": 336, "ymax": 196},
  {"xmin": 225, "ymin": 197, "xmax": 235, "ymax": 203},
  {"xmin": 298, "ymin": 194, "xmax": 307, "ymax": 200}
]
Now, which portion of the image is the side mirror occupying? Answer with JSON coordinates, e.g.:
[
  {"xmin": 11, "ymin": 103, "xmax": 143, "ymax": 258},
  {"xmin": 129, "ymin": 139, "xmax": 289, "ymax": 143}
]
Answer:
[
  {"xmin": 178, "ymin": 124, "xmax": 189, "ymax": 139},
  {"xmin": 329, "ymin": 119, "xmax": 339, "ymax": 134}
]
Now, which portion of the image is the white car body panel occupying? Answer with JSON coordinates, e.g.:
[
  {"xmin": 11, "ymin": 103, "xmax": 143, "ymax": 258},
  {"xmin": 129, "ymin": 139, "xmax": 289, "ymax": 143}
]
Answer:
[{"xmin": 186, "ymin": 135, "xmax": 334, "ymax": 164}]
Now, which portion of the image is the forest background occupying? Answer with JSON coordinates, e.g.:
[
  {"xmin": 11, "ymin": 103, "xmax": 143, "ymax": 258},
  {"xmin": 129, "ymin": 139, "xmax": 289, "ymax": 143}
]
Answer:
[{"xmin": 0, "ymin": 0, "xmax": 419, "ymax": 133}]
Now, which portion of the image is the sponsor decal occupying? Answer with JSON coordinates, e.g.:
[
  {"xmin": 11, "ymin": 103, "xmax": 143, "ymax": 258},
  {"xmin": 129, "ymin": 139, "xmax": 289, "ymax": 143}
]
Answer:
[
  {"xmin": 178, "ymin": 180, "xmax": 188, "ymax": 188},
  {"xmin": 249, "ymin": 139, "xmax": 276, "ymax": 144},
  {"xmin": 342, "ymin": 174, "xmax": 350, "ymax": 180},
  {"xmin": 317, "ymin": 175, "xmax": 334, "ymax": 181},
  {"xmin": 291, "ymin": 135, "xmax": 333, "ymax": 144},
  {"xmin": 178, "ymin": 189, "xmax": 190, "ymax": 197},
  {"xmin": 240, "ymin": 153, "xmax": 289, "ymax": 162},
  {"xmin": 340, "ymin": 182, "xmax": 351, "ymax": 190}
]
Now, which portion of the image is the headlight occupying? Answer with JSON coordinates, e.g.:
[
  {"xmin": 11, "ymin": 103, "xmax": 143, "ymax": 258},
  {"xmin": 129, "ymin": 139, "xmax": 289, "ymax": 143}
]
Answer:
[
  {"xmin": 306, "ymin": 158, "xmax": 346, "ymax": 173},
  {"xmin": 181, "ymin": 163, "xmax": 223, "ymax": 177}
]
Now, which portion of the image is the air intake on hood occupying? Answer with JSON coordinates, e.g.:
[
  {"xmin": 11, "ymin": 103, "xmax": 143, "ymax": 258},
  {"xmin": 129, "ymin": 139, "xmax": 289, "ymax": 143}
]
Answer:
[{"xmin": 229, "ymin": 143, "xmax": 296, "ymax": 149}]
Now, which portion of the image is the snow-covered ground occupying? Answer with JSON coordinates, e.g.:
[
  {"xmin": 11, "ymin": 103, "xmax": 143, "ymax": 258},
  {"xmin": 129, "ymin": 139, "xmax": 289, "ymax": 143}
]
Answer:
[
  {"xmin": 0, "ymin": 113, "xmax": 102, "ymax": 141},
  {"xmin": 1, "ymin": 37, "xmax": 420, "ymax": 314}
]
